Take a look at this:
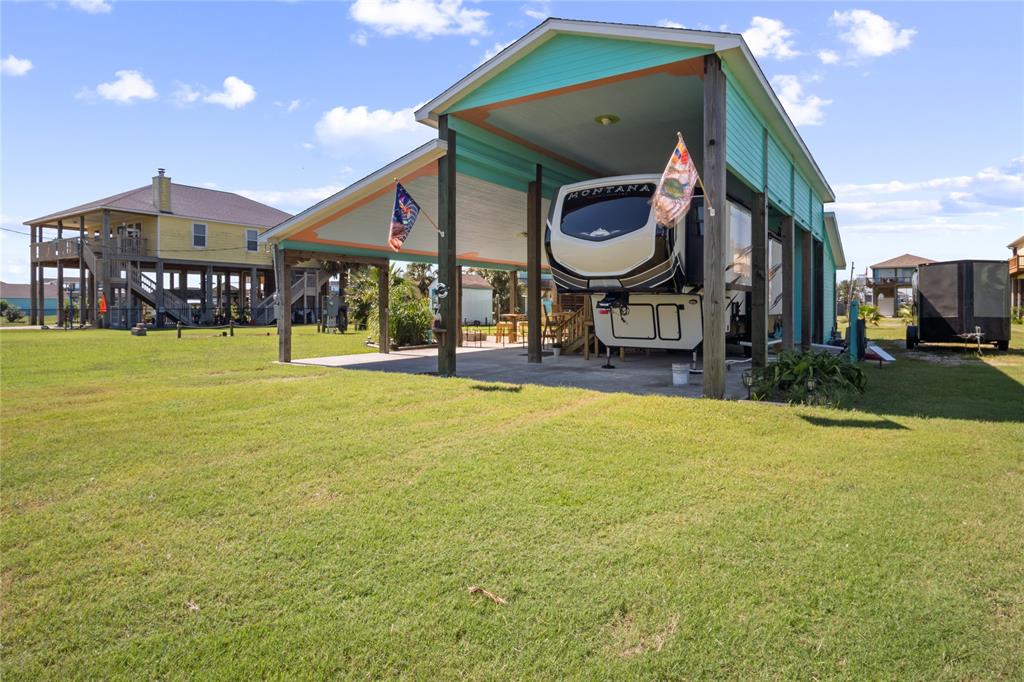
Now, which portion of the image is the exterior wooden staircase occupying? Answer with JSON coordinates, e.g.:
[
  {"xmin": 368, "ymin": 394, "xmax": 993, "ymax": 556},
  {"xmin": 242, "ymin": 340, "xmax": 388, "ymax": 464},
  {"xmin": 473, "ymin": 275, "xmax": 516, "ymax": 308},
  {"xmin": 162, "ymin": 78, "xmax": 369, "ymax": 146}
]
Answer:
[
  {"xmin": 559, "ymin": 304, "xmax": 593, "ymax": 355},
  {"xmin": 128, "ymin": 268, "xmax": 191, "ymax": 323},
  {"xmin": 252, "ymin": 269, "xmax": 332, "ymax": 324}
]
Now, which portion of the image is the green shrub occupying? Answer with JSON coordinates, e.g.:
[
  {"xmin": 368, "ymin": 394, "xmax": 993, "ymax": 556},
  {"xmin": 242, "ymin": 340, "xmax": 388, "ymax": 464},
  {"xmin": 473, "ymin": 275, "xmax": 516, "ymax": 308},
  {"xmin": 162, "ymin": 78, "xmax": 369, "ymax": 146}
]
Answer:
[
  {"xmin": 750, "ymin": 350, "xmax": 866, "ymax": 407},
  {"xmin": 4, "ymin": 304, "xmax": 25, "ymax": 323},
  {"xmin": 1013, "ymin": 306, "xmax": 1023, "ymax": 325},
  {"xmin": 369, "ymin": 279, "xmax": 432, "ymax": 347},
  {"xmin": 858, "ymin": 304, "xmax": 881, "ymax": 326},
  {"xmin": 0, "ymin": 299, "xmax": 9, "ymax": 314}
]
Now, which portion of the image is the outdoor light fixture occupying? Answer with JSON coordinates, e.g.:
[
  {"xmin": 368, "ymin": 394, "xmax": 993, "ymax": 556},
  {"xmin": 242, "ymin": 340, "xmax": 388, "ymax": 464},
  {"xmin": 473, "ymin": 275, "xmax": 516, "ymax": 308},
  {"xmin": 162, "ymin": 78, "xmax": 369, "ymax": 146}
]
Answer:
[
  {"xmin": 594, "ymin": 114, "xmax": 620, "ymax": 126},
  {"xmin": 806, "ymin": 378, "xmax": 816, "ymax": 393},
  {"xmin": 742, "ymin": 370, "xmax": 754, "ymax": 399}
]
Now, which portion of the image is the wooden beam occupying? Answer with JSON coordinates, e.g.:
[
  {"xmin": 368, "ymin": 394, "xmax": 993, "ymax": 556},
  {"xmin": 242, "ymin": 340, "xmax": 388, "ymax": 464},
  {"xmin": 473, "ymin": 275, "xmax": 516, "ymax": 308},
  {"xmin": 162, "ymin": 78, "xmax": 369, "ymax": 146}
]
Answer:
[
  {"xmin": 527, "ymin": 164, "xmax": 543, "ymax": 363},
  {"xmin": 702, "ymin": 53, "xmax": 728, "ymax": 398},
  {"xmin": 437, "ymin": 115, "xmax": 457, "ymax": 376},
  {"xmin": 275, "ymin": 245, "xmax": 292, "ymax": 362},
  {"xmin": 100, "ymin": 209, "xmax": 111, "ymax": 328},
  {"xmin": 78, "ymin": 215, "xmax": 86, "ymax": 326},
  {"xmin": 29, "ymin": 225, "xmax": 37, "ymax": 325},
  {"xmin": 781, "ymin": 216, "xmax": 795, "ymax": 350},
  {"xmin": 282, "ymin": 250, "xmax": 386, "ymax": 267},
  {"xmin": 801, "ymin": 229, "xmax": 813, "ymax": 350},
  {"xmin": 454, "ymin": 264, "xmax": 463, "ymax": 347},
  {"xmin": 509, "ymin": 270, "xmax": 518, "ymax": 315},
  {"xmin": 204, "ymin": 265, "xmax": 214, "ymax": 325},
  {"xmin": 751, "ymin": 192, "xmax": 769, "ymax": 368},
  {"xmin": 377, "ymin": 261, "xmax": 390, "ymax": 353}
]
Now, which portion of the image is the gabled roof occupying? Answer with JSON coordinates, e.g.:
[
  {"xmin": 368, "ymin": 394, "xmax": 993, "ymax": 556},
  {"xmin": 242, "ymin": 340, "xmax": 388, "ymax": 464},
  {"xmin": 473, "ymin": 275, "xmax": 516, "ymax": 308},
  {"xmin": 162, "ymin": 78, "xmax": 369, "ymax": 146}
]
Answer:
[
  {"xmin": 870, "ymin": 253, "xmax": 935, "ymax": 269},
  {"xmin": 824, "ymin": 212, "xmax": 846, "ymax": 270},
  {"xmin": 414, "ymin": 18, "xmax": 834, "ymax": 202},
  {"xmin": 26, "ymin": 183, "xmax": 291, "ymax": 228},
  {"xmin": 461, "ymin": 273, "xmax": 492, "ymax": 289}
]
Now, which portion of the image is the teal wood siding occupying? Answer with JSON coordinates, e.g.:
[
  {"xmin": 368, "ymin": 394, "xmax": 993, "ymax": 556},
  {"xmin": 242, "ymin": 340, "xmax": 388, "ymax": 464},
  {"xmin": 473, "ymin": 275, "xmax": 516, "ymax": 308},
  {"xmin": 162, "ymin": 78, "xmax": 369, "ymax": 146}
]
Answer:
[
  {"xmin": 823, "ymin": 238, "xmax": 836, "ymax": 336},
  {"xmin": 448, "ymin": 34, "xmax": 711, "ymax": 112},
  {"xmin": 725, "ymin": 79, "xmax": 765, "ymax": 190},
  {"xmin": 449, "ymin": 117, "xmax": 589, "ymax": 194},
  {"xmin": 793, "ymin": 170, "xmax": 811, "ymax": 228},
  {"xmin": 766, "ymin": 136, "xmax": 792, "ymax": 213},
  {"xmin": 811, "ymin": 197, "xmax": 825, "ymax": 241}
]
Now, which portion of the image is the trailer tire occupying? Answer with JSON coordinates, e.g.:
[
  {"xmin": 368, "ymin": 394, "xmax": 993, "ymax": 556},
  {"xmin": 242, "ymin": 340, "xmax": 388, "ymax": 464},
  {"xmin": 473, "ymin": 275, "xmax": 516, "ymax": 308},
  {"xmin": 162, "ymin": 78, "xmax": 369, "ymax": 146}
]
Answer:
[
  {"xmin": 906, "ymin": 325, "xmax": 919, "ymax": 349},
  {"xmin": 995, "ymin": 340, "xmax": 1009, "ymax": 351}
]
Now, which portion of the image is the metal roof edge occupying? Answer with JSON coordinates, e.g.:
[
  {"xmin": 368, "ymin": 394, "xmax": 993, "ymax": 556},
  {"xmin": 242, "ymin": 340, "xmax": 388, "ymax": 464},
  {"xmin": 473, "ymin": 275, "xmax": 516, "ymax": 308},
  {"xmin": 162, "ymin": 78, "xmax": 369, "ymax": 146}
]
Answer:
[{"xmin": 824, "ymin": 212, "xmax": 846, "ymax": 270}]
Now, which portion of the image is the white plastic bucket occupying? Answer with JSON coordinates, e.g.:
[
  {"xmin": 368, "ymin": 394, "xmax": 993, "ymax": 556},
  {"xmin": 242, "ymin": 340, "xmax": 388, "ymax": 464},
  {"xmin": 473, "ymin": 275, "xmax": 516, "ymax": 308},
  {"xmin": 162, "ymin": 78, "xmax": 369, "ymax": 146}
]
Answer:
[{"xmin": 672, "ymin": 363, "xmax": 689, "ymax": 386}]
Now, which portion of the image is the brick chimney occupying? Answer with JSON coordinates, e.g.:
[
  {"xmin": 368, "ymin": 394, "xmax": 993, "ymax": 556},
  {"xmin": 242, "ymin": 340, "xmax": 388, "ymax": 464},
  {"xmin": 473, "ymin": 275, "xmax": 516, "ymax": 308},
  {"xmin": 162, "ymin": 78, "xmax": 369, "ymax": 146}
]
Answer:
[{"xmin": 152, "ymin": 168, "xmax": 172, "ymax": 213}]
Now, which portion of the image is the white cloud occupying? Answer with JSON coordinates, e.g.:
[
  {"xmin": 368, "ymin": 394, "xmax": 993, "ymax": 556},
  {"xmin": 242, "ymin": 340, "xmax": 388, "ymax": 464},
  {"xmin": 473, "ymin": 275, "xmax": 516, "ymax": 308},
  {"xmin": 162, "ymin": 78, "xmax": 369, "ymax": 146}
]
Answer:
[
  {"xmin": 302, "ymin": 142, "xmax": 315, "ymax": 150},
  {"xmin": 522, "ymin": 2, "xmax": 549, "ymax": 21},
  {"xmin": 742, "ymin": 16, "xmax": 800, "ymax": 59},
  {"xmin": 68, "ymin": 0, "xmax": 112, "ymax": 14},
  {"xmin": 350, "ymin": 0, "xmax": 489, "ymax": 38},
  {"xmin": 770, "ymin": 74, "xmax": 831, "ymax": 126},
  {"xmin": 478, "ymin": 40, "xmax": 512, "ymax": 65},
  {"xmin": 235, "ymin": 182, "xmax": 351, "ymax": 212},
  {"xmin": 830, "ymin": 9, "xmax": 915, "ymax": 57},
  {"xmin": 657, "ymin": 20, "xmax": 686, "ymax": 29},
  {"xmin": 86, "ymin": 70, "xmax": 157, "ymax": 103},
  {"xmin": 351, "ymin": 31, "xmax": 369, "ymax": 47},
  {"xmin": 204, "ymin": 76, "xmax": 256, "ymax": 109},
  {"xmin": 172, "ymin": 82, "xmax": 200, "ymax": 107},
  {"xmin": 1, "ymin": 55, "xmax": 33, "ymax": 77},
  {"xmin": 817, "ymin": 49, "xmax": 840, "ymax": 65},
  {"xmin": 275, "ymin": 99, "xmax": 301, "ymax": 113},
  {"xmin": 315, "ymin": 104, "xmax": 420, "ymax": 143}
]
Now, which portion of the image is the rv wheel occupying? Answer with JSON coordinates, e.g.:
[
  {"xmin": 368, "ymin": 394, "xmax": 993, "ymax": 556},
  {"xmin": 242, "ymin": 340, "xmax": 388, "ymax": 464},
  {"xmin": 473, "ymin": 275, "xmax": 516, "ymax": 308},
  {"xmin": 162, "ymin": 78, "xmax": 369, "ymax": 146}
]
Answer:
[
  {"xmin": 906, "ymin": 325, "xmax": 918, "ymax": 349},
  {"xmin": 995, "ymin": 340, "xmax": 1009, "ymax": 351}
]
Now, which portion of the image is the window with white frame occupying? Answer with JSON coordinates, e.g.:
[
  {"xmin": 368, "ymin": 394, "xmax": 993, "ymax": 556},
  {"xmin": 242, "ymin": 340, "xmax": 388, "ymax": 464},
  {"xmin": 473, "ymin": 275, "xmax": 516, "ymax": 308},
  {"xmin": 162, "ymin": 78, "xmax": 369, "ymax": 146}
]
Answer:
[
  {"xmin": 245, "ymin": 228, "xmax": 259, "ymax": 252},
  {"xmin": 193, "ymin": 223, "xmax": 207, "ymax": 248}
]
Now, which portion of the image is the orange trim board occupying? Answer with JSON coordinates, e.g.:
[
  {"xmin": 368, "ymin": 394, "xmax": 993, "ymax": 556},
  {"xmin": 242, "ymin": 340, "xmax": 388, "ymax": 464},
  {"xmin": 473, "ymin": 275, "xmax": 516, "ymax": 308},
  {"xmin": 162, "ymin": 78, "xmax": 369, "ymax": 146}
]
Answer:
[{"xmin": 290, "ymin": 161, "xmax": 439, "ymax": 244}]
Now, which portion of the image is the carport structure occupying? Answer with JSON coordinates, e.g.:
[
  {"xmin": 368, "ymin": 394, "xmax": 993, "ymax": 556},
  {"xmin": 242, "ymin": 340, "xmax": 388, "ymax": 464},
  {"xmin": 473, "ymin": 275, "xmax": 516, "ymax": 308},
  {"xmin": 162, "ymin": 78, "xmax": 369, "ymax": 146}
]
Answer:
[{"xmin": 261, "ymin": 19, "xmax": 844, "ymax": 398}]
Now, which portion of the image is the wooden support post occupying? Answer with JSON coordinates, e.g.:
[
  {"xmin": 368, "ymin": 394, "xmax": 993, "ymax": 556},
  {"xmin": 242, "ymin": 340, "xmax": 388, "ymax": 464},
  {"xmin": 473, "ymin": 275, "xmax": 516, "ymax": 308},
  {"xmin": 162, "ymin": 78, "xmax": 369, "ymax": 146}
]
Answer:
[
  {"xmin": 527, "ymin": 165, "xmax": 543, "ymax": 363},
  {"xmin": 751, "ymin": 192, "xmax": 769, "ymax": 367},
  {"xmin": 250, "ymin": 266, "xmax": 258, "ymax": 315},
  {"xmin": 509, "ymin": 269, "xmax": 518, "ymax": 315},
  {"xmin": 274, "ymin": 246, "xmax": 291, "ymax": 362},
  {"xmin": 377, "ymin": 260, "xmax": 390, "ymax": 353},
  {"xmin": 204, "ymin": 265, "xmax": 214, "ymax": 325},
  {"xmin": 78, "ymin": 216, "xmax": 86, "ymax": 326},
  {"xmin": 100, "ymin": 210, "xmax": 111, "ymax": 328},
  {"xmin": 454, "ymin": 264, "xmax": 463, "ymax": 347},
  {"xmin": 155, "ymin": 260, "xmax": 165, "ymax": 327},
  {"xmin": 56, "ymin": 220, "xmax": 65, "ymax": 326},
  {"xmin": 437, "ymin": 115, "xmax": 457, "ymax": 376},
  {"xmin": 801, "ymin": 229, "xmax": 813, "ymax": 350},
  {"xmin": 702, "ymin": 53, "xmax": 728, "ymax": 398},
  {"xmin": 29, "ymin": 225, "xmax": 37, "ymax": 325},
  {"xmin": 781, "ymin": 215, "xmax": 795, "ymax": 350}
]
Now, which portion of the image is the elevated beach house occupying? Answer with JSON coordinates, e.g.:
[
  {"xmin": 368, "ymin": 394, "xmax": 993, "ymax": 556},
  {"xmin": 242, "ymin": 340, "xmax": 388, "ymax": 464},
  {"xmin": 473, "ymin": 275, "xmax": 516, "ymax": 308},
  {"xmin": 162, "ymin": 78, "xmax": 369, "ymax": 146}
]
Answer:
[{"xmin": 24, "ymin": 170, "xmax": 327, "ymax": 328}]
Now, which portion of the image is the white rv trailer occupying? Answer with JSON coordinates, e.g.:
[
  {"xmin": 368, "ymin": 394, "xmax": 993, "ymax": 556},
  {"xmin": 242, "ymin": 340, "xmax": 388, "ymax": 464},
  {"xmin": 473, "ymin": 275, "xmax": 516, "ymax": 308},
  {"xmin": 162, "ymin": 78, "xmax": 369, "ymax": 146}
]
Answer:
[{"xmin": 545, "ymin": 175, "xmax": 761, "ymax": 351}]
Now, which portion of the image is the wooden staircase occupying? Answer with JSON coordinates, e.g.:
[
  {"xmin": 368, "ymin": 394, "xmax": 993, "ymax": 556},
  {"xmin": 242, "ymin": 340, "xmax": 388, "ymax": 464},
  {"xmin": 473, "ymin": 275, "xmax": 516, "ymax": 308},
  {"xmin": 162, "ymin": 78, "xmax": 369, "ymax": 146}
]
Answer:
[
  {"xmin": 252, "ymin": 269, "xmax": 332, "ymax": 324},
  {"xmin": 128, "ymin": 268, "xmax": 191, "ymax": 323},
  {"xmin": 559, "ymin": 304, "xmax": 593, "ymax": 355}
]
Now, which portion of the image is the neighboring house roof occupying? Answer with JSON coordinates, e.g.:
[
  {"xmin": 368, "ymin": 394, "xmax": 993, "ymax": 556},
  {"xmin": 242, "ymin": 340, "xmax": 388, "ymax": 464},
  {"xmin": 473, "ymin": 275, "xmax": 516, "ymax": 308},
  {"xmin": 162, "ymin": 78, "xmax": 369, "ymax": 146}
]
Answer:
[
  {"xmin": 414, "ymin": 17, "xmax": 834, "ymax": 202},
  {"xmin": 1, "ymin": 280, "xmax": 60, "ymax": 299},
  {"xmin": 26, "ymin": 183, "xmax": 292, "ymax": 228},
  {"xmin": 461, "ymin": 273, "xmax": 493, "ymax": 289},
  {"xmin": 1008, "ymin": 234, "xmax": 1024, "ymax": 250},
  {"xmin": 870, "ymin": 254, "xmax": 935, "ymax": 269}
]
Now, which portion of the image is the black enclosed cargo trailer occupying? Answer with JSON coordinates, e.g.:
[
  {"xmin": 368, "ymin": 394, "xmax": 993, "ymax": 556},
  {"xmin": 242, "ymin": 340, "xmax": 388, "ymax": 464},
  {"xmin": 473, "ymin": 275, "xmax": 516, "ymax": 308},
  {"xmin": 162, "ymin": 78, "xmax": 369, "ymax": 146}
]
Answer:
[{"xmin": 906, "ymin": 260, "xmax": 1010, "ymax": 350}]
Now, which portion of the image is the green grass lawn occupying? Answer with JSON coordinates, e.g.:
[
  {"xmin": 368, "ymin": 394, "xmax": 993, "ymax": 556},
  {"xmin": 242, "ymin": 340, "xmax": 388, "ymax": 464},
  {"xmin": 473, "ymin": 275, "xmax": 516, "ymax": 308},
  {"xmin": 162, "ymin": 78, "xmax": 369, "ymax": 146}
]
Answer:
[{"xmin": 2, "ymin": 323, "xmax": 1022, "ymax": 679}]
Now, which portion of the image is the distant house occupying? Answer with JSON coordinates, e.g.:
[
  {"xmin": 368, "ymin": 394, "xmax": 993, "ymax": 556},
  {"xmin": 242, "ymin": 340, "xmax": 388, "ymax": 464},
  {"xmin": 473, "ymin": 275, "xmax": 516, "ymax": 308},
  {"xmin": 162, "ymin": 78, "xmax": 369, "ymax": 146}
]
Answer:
[
  {"xmin": 23, "ymin": 169, "xmax": 329, "ymax": 328},
  {"xmin": 869, "ymin": 253, "xmax": 935, "ymax": 316},
  {"xmin": 1, "ymin": 281, "xmax": 59, "ymax": 317},
  {"xmin": 429, "ymin": 273, "xmax": 494, "ymax": 325},
  {"xmin": 1009, "ymin": 235, "xmax": 1023, "ymax": 311}
]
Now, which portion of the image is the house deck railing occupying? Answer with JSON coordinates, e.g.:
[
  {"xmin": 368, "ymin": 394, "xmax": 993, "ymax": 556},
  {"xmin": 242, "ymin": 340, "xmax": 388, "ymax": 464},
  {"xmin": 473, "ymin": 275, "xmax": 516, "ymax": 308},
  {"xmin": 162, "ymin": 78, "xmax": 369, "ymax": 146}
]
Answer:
[{"xmin": 32, "ymin": 235, "xmax": 150, "ymax": 262}]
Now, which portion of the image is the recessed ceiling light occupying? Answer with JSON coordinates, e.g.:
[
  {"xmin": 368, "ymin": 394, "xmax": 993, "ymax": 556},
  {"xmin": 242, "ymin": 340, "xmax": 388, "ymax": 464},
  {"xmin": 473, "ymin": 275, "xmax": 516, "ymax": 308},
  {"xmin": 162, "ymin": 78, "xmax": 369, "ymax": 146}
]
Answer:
[{"xmin": 594, "ymin": 114, "xmax": 620, "ymax": 126}]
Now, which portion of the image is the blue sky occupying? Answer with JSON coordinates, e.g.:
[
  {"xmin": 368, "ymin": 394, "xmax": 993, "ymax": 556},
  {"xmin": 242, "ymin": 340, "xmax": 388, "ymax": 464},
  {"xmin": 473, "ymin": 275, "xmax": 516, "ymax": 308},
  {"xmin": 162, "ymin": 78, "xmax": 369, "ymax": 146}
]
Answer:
[{"xmin": 2, "ymin": 0, "xmax": 1022, "ymax": 282}]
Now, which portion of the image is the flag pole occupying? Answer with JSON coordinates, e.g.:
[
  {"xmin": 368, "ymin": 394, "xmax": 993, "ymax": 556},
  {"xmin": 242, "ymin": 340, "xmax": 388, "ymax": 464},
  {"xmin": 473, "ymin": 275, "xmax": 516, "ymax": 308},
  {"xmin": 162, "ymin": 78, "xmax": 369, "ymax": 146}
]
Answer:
[
  {"xmin": 677, "ymin": 131, "xmax": 715, "ymax": 216},
  {"xmin": 394, "ymin": 177, "xmax": 444, "ymax": 237}
]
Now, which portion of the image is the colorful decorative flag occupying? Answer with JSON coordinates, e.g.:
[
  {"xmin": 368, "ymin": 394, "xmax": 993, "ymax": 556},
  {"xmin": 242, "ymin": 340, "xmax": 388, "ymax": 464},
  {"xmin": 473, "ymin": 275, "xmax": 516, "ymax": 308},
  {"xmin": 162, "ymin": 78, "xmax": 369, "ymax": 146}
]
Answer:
[
  {"xmin": 388, "ymin": 182, "xmax": 422, "ymax": 252},
  {"xmin": 653, "ymin": 133, "xmax": 702, "ymax": 227},
  {"xmin": 98, "ymin": 294, "xmax": 107, "ymax": 315}
]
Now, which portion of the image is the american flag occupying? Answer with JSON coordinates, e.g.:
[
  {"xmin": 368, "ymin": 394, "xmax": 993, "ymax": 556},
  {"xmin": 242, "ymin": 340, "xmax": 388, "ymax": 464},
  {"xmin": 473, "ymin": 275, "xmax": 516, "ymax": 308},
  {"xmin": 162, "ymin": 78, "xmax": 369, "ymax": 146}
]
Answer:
[{"xmin": 388, "ymin": 182, "xmax": 421, "ymax": 251}]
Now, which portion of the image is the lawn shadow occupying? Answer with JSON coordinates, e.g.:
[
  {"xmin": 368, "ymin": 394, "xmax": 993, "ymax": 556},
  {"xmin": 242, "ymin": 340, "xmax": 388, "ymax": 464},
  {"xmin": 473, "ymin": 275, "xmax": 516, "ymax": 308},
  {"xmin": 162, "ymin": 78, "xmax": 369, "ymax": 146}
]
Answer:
[
  {"xmin": 471, "ymin": 383, "xmax": 523, "ymax": 393},
  {"xmin": 849, "ymin": 338, "xmax": 1024, "ymax": 423},
  {"xmin": 801, "ymin": 415, "xmax": 908, "ymax": 430}
]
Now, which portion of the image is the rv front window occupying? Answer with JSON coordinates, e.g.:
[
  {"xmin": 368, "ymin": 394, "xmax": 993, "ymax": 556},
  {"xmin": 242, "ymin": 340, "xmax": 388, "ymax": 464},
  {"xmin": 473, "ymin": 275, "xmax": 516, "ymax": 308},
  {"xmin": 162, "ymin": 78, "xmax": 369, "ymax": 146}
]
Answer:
[{"xmin": 560, "ymin": 184, "xmax": 655, "ymax": 242}]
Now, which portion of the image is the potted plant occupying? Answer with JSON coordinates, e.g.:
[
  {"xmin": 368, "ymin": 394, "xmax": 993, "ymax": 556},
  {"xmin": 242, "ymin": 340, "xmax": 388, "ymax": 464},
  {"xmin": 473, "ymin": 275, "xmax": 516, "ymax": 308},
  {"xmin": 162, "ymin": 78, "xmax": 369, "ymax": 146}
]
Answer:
[{"xmin": 552, "ymin": 341, "xmax": 563, "ymax": 357}]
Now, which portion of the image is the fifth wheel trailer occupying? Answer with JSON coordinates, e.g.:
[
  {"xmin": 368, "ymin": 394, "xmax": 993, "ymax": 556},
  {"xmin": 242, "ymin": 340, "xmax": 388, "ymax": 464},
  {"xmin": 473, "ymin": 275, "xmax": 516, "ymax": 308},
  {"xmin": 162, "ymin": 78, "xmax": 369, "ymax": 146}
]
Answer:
[
  {"xmin": 906, "ymin": 260, "xmax": 1011, "ymax": 350},
  {"xmin": 545, "ymin": 174, "xmax": 765, "ymax": 351}
]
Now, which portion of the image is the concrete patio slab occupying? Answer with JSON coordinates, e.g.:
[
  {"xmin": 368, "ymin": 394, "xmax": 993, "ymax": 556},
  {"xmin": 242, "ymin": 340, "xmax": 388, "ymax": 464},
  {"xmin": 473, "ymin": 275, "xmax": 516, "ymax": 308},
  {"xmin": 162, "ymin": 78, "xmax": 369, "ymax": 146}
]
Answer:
[{"xmin": 293, "ymin": 342, "xmax": 750, "ymax": 399}]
